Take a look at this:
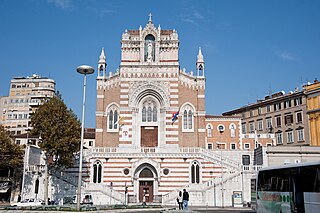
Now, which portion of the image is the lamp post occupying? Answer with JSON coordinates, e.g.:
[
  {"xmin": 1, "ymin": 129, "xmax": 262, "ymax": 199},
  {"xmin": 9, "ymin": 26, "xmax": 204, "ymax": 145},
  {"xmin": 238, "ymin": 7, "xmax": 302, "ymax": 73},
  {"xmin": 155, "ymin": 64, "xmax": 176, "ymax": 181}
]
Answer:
[
  {"xmin": 218, "ymin": 124, "xmax": 225, "ymax": 208},
  {"xmin": 76, "ymin": 65, "xmax": 94, "ymax": 211}
]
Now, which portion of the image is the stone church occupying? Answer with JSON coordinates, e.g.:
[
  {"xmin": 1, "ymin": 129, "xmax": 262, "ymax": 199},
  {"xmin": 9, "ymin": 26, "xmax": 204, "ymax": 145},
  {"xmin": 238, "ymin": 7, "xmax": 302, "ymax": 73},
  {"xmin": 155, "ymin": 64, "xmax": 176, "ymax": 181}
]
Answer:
[{"xmin": 80, "ymin": 16, "xmax": 254, "ymax": 206}]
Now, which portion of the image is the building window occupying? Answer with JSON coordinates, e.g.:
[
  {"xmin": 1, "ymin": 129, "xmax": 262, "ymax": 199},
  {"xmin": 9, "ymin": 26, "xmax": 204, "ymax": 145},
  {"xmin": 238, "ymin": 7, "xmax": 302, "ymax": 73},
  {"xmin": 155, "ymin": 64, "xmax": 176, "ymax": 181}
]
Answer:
[
  {"xmin": 244, "ymin": 143, "xmax": 250, "ymax": 149},
  {"xmin": 296, "ymin": 112, "xmax": 302, "ymax": 123},
  {"xmin": 284, "ymin": 100, "xmax": 291, "ymax": 108},
  {"xmin": 182, "ymin": 104, "xmax": 194, "ymax": 131},
  {"xmin": 297, "ymin": 129, "xmax": 304, "ymax": 141},
  {"xmin": 258, "ymin": 107, "xmax": 262, "ymax": 115},
  {"xmin": 108, "ymin": 109, "xmax": 118, "ymax": 130},
  {"xmin": 250, "ymin": 111, "xmax": 253, "ymax": 117},
  {"xmin": 16, "ymin": 140, "xmax": 21, "ymax": 145},
  {"xmin": 231, "ymin": 143, "xmax": 236, "ymax": 150},
  {"xmin": 266, "ymin": 118, "xmax": 272, "ymax": 131},
  {"xmin": 190, "ymin": 161, "xmax": 200, "ymax": 184},
  {"xmin": 207, "ymin": 124, "xmax": 212, "ymax": 137},
  {"xmin": 89, "ymin": 141, "xmax": 93, "ymax": 146},
  {"xmin": 287, "ymin": 131, "xmax": 294, "ymax": 143},
  {"xmin": 266, "ymin": 105, "xmax": 271, "ymax": 112},
  {"xmin": 142, "ymin": 99, "xmax": 157, "ymax": 123},
  {"xmin": 294, "ymin": 97, "xmax": 302, "ymax": 106},
  {"xmin": 258, "ymin": 120, "xmax": 263, "ymax": 131},
  {"xmin": 241, "ymin": 123, "xmax": 246, "ymax": 134},
  {"xmin": 242, "ymin": 155, "xmax": 250, "ymax": 165},
  {"xmin": 163, "ymin": 168, "xmax": 170, "ymax": 176},
  {"xmin": 284, "ymin": 114, "xmax": 293, "ymax": 125},
  {"xmin": 276, "ymin": 116, "xmax": 282, "ymax": 127},
  {"xmin": 249, "ymin": 122, "xmax": 254, "ymax": 133},
  {"xmin": 230, "ymin": 124, "xmax": 236, "ymax": 137},
  {"xmin": 123, "ymin": 168, "xmax": 130, "ymax": 175},
  {"xmin": 207, "ymin": 143, "xmax": 213, "ymax": 150},
  {"xmin": 276, "ymin": 132, "xmax": 283, "ymax": 144},
  {"xmin": 142, "ymin": 107, "xmax": 146, "ymax": 122},
  {"xmin": 93, "ymin": 161, "xmax": 102, "ymax": 183},
  {"xmin": 274, "ymin": 103, "xmax": 281, "ymax": 111}
]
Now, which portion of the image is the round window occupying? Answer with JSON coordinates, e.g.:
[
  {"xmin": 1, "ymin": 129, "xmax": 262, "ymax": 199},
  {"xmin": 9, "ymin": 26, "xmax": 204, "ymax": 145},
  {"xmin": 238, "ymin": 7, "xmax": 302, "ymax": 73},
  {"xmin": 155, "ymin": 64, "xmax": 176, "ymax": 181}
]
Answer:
[
  {"xmin": 123, "ymin": 168, "xmax": 130, "ymax": 175},
  {"xmin": 163, "ymin": 168, "xmax": 170, "ymax": 175}
]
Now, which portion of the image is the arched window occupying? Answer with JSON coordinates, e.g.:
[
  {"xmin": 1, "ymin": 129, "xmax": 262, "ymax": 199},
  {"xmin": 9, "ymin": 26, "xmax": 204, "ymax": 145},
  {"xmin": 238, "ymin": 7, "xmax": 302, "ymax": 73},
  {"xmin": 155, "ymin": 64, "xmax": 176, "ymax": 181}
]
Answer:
[
  {"xmin": 230, "ymin": 123, "xmax": 236, "ymax": 138},
  {"xmin": 141, "ymin": 98, "xmax": 158, "ymax": 123},
  {"xmin": 108, "ymin": 109, "xmax": 118, "ymax": 130},
  {"xmin": 207, "ymin": 124, "xmax": 212, "ymax": 137},
  {"xmin": 182, "ymin": 104, "xmax": 194, "ymax": 131},
  {"xmin": 191, "ymin": 161, "xmax": 200, "ymax": 184},
  {"xmin": 183, "ymin": 110, "xmax": 188, "ymax": 129},
  {"xmin": 188, "ymin": 110, "xmax": 193, "ymax": 129},
  {"xmin": 153, "ymin": 107, "xmax": 157, "ymax": 122},
  {"xmin": 147, "ymin": 106, "xmax": 152, "ymax": 122},
  {"xmin": 93, "ymin": 161, "xmax": 102, "ymax": 183},
  {"xmin": 109, "ymin": 110, "xmax": 113, "ymax": 129},
  {"xmin": 142, "ymin": 107, "xmax": 146, "ymax": 122}
]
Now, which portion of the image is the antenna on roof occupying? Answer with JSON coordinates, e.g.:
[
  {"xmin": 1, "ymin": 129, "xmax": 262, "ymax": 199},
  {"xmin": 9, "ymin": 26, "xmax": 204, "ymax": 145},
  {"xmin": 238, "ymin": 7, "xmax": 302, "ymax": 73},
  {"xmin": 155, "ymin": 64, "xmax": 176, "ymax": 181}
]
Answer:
[{"xmin": 268, "ymin": 84, "xmax": 272, "ymax": 98}]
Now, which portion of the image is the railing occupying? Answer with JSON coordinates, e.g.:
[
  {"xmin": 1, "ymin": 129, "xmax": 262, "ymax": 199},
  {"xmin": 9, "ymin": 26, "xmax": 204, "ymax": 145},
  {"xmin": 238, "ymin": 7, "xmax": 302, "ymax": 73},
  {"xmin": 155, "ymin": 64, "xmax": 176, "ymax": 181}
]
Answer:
[
  {"xmin": 85, "ymin": 183, "xmax": 125, "ymax": 203},
  {"xmin": 127, "ymin": 194, "xmax": 162, "ymax": 204}
]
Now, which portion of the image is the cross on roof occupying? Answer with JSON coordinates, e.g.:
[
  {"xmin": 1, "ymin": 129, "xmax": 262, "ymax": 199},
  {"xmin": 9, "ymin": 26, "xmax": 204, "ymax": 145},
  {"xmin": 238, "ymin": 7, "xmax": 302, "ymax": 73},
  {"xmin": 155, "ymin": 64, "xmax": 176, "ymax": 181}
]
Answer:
[{"xmin": 148, "ymin": 13, "xmax": 152, "ymax": 22}]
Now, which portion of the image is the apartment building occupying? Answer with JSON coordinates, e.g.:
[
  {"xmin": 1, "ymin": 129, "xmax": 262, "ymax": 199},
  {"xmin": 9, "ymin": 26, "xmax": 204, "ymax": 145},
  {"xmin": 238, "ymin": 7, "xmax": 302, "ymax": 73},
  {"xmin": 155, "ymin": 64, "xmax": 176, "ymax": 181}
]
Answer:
[
  {"xmin": 0, "ymin": 74, "xmax": 55, "ymax": 135},
  {"xmin": 223, "ymin": 89, "xmax": 309, "ymax": 146}
]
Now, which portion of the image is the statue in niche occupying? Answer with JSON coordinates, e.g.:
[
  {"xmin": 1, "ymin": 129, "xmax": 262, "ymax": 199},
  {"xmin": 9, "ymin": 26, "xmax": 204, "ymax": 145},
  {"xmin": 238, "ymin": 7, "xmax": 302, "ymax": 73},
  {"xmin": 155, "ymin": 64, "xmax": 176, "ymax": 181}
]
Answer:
[
  {"xmin": 144, "ymin": 34, "xmax": 155, "ymax": 62},
  {"xmin": 147, "ymin": 42, "xmax": 153, "ymax": 62}
]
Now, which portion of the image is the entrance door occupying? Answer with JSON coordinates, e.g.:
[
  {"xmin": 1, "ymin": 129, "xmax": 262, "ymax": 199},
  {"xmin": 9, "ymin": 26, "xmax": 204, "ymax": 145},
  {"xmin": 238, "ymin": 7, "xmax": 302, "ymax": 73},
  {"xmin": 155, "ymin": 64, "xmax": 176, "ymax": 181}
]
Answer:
[
  {"xmin": 141, "ymin": 126, "xmax": 158, "ymax": 147},
  {"xmin": 139, "ymin": 181, "xmax": 153, "ymax": 203}
]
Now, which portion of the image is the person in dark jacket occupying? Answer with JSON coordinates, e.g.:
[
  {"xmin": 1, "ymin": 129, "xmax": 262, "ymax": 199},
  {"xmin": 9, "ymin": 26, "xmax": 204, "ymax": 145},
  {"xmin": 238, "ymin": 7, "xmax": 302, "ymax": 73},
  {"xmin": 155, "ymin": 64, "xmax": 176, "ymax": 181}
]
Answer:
[{"xmin": 182, "ymin": 189, "xmax": 189, "ymax": 210}]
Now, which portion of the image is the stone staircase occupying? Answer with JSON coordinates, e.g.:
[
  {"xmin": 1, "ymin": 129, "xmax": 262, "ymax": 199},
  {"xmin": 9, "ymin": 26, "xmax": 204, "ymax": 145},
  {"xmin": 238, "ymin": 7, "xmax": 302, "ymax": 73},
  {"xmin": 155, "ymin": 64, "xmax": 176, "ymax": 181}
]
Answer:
[{"xmin": 85, "ymin": 183, "xmax": 125, "ymax": 203}]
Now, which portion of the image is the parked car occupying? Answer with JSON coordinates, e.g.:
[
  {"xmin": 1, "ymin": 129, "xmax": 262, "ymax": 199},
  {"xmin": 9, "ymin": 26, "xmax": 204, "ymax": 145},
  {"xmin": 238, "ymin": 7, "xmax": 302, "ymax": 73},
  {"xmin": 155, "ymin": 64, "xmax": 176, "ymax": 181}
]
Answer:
[{"xmin": 11, "ymin": 198, "xmax": 44, "ymax": 206}]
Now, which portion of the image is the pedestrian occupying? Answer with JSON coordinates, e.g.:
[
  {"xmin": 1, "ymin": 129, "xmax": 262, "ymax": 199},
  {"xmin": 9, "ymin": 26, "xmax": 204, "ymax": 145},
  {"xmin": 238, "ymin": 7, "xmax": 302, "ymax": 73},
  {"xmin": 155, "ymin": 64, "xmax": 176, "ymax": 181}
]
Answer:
[
  {"xmin": 182, "ymin": 189, "xmax": 189, "ymax": 210},
  {"xmin": 177, "ymin": 191, "xmax": 183, "ymax": 210}
]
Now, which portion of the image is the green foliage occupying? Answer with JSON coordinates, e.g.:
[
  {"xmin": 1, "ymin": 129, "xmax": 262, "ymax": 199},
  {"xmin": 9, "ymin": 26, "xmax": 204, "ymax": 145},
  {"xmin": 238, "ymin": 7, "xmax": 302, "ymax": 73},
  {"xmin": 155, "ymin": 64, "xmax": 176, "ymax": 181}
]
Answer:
[
  {"xmin": 30, "ymin": 96, "xmax": 81, "ymax": 169},
  {"xmin": 0, "ymin": 125, "xmax": 24, "ymax": 169}
]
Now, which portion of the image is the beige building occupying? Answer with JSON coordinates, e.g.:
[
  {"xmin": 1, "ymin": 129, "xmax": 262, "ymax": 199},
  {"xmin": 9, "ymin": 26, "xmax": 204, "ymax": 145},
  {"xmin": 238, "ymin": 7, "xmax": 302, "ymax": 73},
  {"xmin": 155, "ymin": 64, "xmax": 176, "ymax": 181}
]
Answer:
[
  {"xmin": 223, "ymin": 89, "xmax": 309, "ymax": 147},
  {"xmin": 305, "ymin": 79, "xmax": 320, "ymax": 146},
  {"xmin": 0, "ymin": 74, "xmax": 55, "ymax": 135}
]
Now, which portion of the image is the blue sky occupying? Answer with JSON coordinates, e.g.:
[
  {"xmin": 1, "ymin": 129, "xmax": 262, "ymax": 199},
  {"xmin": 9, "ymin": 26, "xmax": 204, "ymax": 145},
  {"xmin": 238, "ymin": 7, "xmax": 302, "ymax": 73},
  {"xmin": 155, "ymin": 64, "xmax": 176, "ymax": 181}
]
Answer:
[{"xmin": 1, "ymin": 0, "xmax": 319, "ymax": 128}]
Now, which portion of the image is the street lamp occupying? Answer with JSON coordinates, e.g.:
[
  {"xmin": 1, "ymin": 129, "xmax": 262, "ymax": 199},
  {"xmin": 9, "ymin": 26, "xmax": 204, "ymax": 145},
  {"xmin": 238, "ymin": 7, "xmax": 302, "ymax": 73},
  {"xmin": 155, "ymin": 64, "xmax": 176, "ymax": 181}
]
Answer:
[
  {"xmin": 76, "ymin": 65, "xmax": 94, "ymax": 211},
  {"xmin": 217, "ymin": 124, "xmax": 225, "ymax": 208}
]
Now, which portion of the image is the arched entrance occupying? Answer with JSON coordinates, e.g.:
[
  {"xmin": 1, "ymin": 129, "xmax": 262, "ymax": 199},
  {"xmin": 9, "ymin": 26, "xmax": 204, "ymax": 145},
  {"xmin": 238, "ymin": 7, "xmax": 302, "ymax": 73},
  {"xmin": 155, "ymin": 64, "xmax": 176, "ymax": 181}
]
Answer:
[
  {"xmin": 139, "ymin": 168, "xmax": 154, "ymax": 203},
  {"xmin": 133, "ymin": 162, "xmax": 159, "ymax": 203}
]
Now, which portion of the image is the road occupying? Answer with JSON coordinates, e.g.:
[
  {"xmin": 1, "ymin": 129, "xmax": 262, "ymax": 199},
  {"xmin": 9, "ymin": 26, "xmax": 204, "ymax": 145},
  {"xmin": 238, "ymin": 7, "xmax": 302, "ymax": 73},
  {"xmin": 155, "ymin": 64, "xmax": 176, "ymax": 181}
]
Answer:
[{"xmin": 0, "ymin": 208, "xmax": 256, "ymax": 213}]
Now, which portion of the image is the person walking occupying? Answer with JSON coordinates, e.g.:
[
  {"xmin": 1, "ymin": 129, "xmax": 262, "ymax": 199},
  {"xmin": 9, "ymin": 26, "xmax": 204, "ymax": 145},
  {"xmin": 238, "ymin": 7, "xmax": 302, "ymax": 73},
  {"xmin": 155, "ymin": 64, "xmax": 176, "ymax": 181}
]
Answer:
[
  {"xmin": 177, "ymin": 191, "xmax": 183, "ymax": 210},
  {"xmin": 182, "ymin": 189, "xmax": 189, "ymax": 210}
]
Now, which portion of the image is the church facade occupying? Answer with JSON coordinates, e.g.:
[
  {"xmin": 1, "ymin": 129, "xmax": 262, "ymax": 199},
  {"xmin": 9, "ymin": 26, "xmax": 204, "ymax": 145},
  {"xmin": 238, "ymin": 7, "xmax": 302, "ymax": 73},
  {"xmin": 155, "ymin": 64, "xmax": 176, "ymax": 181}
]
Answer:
[{"xmin": 81, "ymin": 16, "xmax": 255, "ymax": 206}]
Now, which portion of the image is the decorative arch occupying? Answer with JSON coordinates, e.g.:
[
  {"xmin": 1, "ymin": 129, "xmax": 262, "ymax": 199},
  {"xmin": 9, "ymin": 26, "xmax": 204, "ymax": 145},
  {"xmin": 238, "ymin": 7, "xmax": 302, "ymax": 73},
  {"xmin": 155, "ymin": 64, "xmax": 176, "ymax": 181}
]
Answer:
[
  {"xmin": 129, "ymin": 83, "xmax": 170, "ymax": 108},
  {"xmin": 134, "ymin": 163, "xmax": 158, "ymax": 179}
]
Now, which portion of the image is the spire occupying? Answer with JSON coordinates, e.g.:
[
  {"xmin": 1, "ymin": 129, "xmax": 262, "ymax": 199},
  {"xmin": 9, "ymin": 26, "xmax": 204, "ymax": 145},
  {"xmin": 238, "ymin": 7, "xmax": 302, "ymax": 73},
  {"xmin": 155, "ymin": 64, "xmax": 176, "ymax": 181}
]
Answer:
[
  {"xmin": 98, "ymin": 48, "xmax": 106, "ymax": 77},
  {"xmin": 99, "ymin": 48, "xmax": 106, "ymax": 63},
  {"xmin": 196, "ymin": 47, "xmax": 205, "ymax": 77},
  {"xmin": 197, "ymin": 47, "xmax": 204, "ymax": 63}
]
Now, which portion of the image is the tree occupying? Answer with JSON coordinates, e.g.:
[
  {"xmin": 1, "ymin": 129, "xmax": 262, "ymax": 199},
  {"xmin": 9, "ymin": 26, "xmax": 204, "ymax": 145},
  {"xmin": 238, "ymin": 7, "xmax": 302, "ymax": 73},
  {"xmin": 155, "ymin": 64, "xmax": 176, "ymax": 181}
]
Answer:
[
  {"xmin": 30, "ymin": 95, "xmax": 81, "ymax": 204},
  {"xmin": 0, "ymin": 125, "xmax": 24, "ymax": 172}
]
